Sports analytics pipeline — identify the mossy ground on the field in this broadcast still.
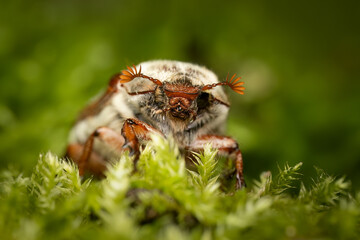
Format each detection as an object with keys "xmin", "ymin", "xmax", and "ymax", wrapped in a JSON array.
[{"xmin": 0, "ymin": 136, "xmax": 358, "ymax": 240}]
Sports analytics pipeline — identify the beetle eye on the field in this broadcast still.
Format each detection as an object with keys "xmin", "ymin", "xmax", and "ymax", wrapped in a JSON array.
[{"xmin": 197, "ymin": 92, "xmax": 211, "ymax": 110}]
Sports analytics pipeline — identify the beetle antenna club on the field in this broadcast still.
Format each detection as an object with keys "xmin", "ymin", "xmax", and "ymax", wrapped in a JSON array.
[
  {"xmin": 201, "ymin": 73, "xmax": 245, "ymax": 95},
  {"xmin": 120, "ymin": 65, "xmax": 163, "ymax": 86},
  {"xmin": 119, "ymin": 65, "xmax": 141, "ymax": 83}
]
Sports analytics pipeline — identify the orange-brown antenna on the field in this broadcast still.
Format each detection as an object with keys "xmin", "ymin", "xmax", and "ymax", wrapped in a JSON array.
[
  {"xmin": 201, "ymin": 73, "xmax": 245, "ymax": 95},
  {"xmin": 120, "ymin": 65, "xmax": 163, "ymax": 86}
]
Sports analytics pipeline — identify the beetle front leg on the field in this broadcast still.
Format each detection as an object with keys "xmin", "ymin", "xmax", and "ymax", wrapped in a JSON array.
[
  {"xmin": 187, "ymin": 135, "xmax": 245, "ymax": 190},
  {"xmin": 121, "ymin": 118, "xmax": 163, "ymax": 168}
]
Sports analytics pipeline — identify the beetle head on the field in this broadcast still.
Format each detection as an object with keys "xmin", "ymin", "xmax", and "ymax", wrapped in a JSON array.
[
  {"xmin": 163, "ymin": 83, "xmax": 199, "ymax": 121},
  {"xmin": 120, "ymin": 65, "xmax": 245, "ymax": 128}
]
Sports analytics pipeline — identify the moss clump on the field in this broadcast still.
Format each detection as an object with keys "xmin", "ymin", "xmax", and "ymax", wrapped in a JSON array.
[{"xmin": 0, "ymin": 136, "xmax": 358, "ymax": 240}]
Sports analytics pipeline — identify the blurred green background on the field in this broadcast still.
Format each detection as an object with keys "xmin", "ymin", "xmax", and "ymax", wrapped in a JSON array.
[{"xmin": 0, "ymin": 0, "xmax": 359, "ymax": 187}]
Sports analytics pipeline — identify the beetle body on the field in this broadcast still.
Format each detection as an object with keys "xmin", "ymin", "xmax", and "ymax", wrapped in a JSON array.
[{"xmin": 66, "ymin": 60, "xmax": 246, "ymax": 189}]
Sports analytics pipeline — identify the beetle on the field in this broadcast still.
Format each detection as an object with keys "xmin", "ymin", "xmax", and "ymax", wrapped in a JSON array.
[{"xmin": 66, "ymin": 60, "xmax": 246, "ymax": 189}]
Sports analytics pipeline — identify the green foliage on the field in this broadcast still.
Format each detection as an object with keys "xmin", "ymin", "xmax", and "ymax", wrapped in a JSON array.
[
  {"xmin": 253, "ymin": 162, "xmax": 303, "ymax": 197},
  {"xmin": 1, "ymin": 138, "xmax": 359, "ymax": 240}
]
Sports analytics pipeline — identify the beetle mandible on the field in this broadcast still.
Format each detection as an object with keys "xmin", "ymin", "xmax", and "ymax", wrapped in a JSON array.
[{"xmin": 66, "ymin": 60, "xmax": 246, "ymax": 189}]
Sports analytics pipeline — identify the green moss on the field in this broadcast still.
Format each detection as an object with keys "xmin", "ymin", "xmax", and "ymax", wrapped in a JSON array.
[{"xmin": 0, "ymin": 137, "xmax": 358, "ymax": 239}]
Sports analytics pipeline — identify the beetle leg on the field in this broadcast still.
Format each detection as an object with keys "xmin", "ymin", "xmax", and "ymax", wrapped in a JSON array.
[
  {"xmin": 121, "ymin": 118, "xmax": 163, "ymax": 168},
  {"xmin": 68, "ymin": 126, "xmax": 125, "ymax": 176},
  {"xmin": 186, "ymin": 135, "xmax": 245, "ymax": 190},
  {"xmin": 66, "ymin": 143, "xmax": 108, "ymax": 178}
]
